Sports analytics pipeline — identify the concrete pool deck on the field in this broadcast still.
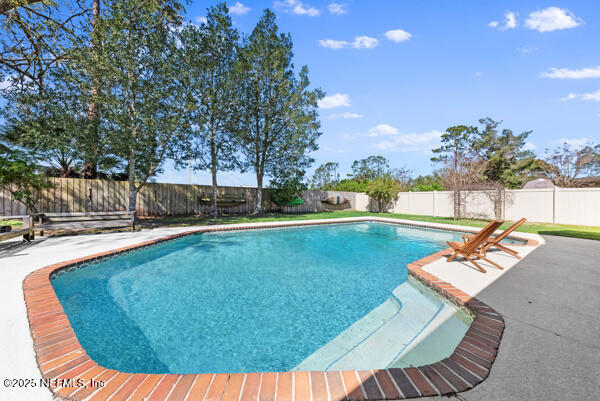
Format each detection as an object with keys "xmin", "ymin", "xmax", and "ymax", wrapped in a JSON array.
[
  {"xmin": 428, "ymin": 235, "xmax": 600, "ymax": 401},
  {"xmin": 1, "ymin": 217, "xmax": 543, "ymax": 400}
]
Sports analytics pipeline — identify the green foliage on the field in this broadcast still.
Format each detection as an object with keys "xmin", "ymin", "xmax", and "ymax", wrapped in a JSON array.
[
  {"xmin": 234, "ymin": 9, "xmax": 323, "ymax": 213},
  {"xmin": 350, "ymin": 155, "xmax": 390, "ymax": 181},
  {"xmin": 431, "ymin": 125, "xmax": 477, "ymax": 163},
  {"xmin": 1, "ymin": 64, "xmax": 116, "ymax": 177},
  {"xmin": 365, "ymin": 174, "xmax": 401, "ymax": 212},
  {"xmin": 472, "ymin": 118, "xmax": 536, "ymax": 188},
  {"xmin": 333, "ymin": 178, "xmax": 370, "ymax": 192},
  {"xmin": 0, "ymin": 145, "xmax": 51, "ymax": 212},
  {"xmin": 310, "ymin": 162, "xmax": 340, "ymax": 189},
  {"xmin": 408, "ymin": 175, "xmax": 444, "ymax": 191},
  {"xmin": 89, "ymin": 0, "xmax": 188, "ymax": 210},
  {"xmin": 270, "ymin": 168, "xmax": 307, "ymax": 207},
  {"xmin": 178, "ymin": 3, "xmax": 240, "ymax": 216}
]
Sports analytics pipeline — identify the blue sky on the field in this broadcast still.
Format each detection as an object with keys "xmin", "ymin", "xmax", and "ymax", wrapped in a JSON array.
[{"xmin": 160, "ymin": 1, "xmax": 599, "ymax": 185}]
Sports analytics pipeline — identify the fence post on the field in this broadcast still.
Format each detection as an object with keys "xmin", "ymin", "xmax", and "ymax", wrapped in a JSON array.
[
  {"xmin": 432, "ymin": 190, "xmax": 437, "ymax": 217},
  {"xmin": 552, "ymin": 186, "xmax": 558, "ymax": 224},
  {"xmin": 407, "ymin": 191, "xmax": 411, "ymax": 214}
]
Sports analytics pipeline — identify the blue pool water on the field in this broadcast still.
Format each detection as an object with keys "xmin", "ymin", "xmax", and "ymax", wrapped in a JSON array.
[{"xmin": 52, "ymin": 222, "xmax": 469, "ymax": 373}]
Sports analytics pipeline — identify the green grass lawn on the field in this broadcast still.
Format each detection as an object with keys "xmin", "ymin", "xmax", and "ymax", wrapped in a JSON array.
[
  {"xmin": 138, "ymin": 211, "xmax": 600, "ymax": 241},
  {"xmin": 0, "ymin": 219, "xmax": 23, "ymax": 228}
]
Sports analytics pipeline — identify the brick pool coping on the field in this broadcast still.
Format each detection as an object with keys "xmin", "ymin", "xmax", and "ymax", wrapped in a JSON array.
[{"xmin": 22, "ymin": 218, "xmax": 539, "ymax": 401}]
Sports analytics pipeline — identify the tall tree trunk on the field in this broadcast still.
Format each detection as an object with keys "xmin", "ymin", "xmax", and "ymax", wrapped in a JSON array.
[
  {"xmin": 210, "ymin": 132, "xmax": 218, "ymax": 218},
  {"xmin": 85, "ymin": 0, "xmax": 101, "ymax": 179},
  {"xmin": 128, "ymin": 151, "xmax": 137, "ymax": 212},
  {"xmin": 255, "ymin": 174, "xmax": 263, "ymax": 215},
  {"xmin": 211, "ymin": 167, "xmax": 218, "ymax": 218}
]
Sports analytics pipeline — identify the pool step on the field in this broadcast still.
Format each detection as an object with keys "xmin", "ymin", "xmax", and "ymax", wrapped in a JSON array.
[{"xmin": 293, "ymin": 278, "xmax": 466, "ymax": 371}]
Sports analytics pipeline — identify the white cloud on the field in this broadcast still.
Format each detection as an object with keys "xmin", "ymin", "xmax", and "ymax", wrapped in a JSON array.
[
  {"xmin": 318, "ymin": 36, "xmax": 379, "ymax": 50},
  {"xmin": 526, "ymin": 7, "xmax": 581, "ymax": 33},
  {"xmin": 384, "ymin": 29, "xmax": 412, "ymax": 43},
  {"xmin": 229, "ymin": 2, "xmax": 250, "ymax": 16},
  {"xmin": 504, "ymin": 11, "xmax": 518, "ymax": 29},
  {"xmin": 367, "ymin": 124, "xmax": 399, "ymax": 137},
  {"xmin": 489, "ymin": 11, "xmax": 518, "ymax": 30},
  {"xmin": 274, "ymin": 0, "xmax": 320, "ymax": 17},
  {"xmin": 523, "ymin": 142, "xmax": 536, "ymax": 152},
  {"xmin": 542, "ymin": 66, "xmax": 600, "ymax": 79},
  {"xmin": 318, "ymin": 93, "xmax": 351, "ymax": 108},
  {"xmin": 194, "ymin": 16, "xmax": 207, "ymax": 24},
  {"xmin": 318, "ymin": 39, "xmax": 349, "ymax": 49},
  {"xmin": 352, "ymin": 36, "xmax": 379, "ymax": 49},
  {"xmin": 372, "ymin": 130, "xmax": 443, "ymax": 152},
  {"xmin": 329, "ymin": 112, "xmax": 364, "ymax": 119},
  {"xmin": 343, "ymin": 133, "xmax": 358, "ymax": 141},
  {"xmin": 328, "ymin": 3, "xmax": 346, "ymax": 15},
  {"xmin": 474, "ymin": 72, "xmax": 483, "ymax": 77},
  {"xmin": 562, "ymin": 90, "xmax": 600, "ymax": 102}
]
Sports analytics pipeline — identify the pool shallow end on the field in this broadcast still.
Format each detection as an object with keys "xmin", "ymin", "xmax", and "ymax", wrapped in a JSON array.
[{"xmin": 22, "ymin": 217, "xmax": 537, "ymax": 400}]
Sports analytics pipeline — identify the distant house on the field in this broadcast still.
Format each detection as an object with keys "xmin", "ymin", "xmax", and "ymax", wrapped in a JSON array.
[
  {"xmin": 522, "ymin": 178, "xmax": 555, "ymax": 189},
  {"xmin": 522, "ymin": 176, "xmax": 600, "ymax": 189}
]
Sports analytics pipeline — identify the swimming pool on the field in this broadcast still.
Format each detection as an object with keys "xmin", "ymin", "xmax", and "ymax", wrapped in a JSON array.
[{"xmin": 51, "ymin": 222, "xmax": 476, "ymax": 374}]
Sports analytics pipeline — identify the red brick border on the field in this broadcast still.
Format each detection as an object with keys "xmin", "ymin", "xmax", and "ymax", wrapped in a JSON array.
[{"xmin": 22, "ymin": 218, "xmax": 538, "ymax": 400}]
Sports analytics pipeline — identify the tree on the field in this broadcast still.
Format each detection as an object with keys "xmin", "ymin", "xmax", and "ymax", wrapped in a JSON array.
[
  {"xmin": 91, "ymin": 0, "xmax": 187, "ymax": 212},
  {"xmin": 178, "ymin": 3, "xmax": 240, "ymax": 217},
  {"xmin": 333, "ymin": 178, "xmax": 369, "ymax": 193},
  {"xmin": 0, "ymin": 0, "xmax": 89, "ymax": 89},
  {"xmin": 0, "ymin": 144, "xmax": 51, "ymax": 213},
  {"xmin": 365, "ymin": 174, "xmax": 400, "ymax": 212},
  {"xmin": 1, "ymin": 55, "xmax": 118, "ymax": 178},
  {"xmin": 472, "ymin": 118, "xmax": 536, "ymax": 188},
  {"xmin": 83, "ymin": 0, "xmax": 102, "ymax": 178},
  {"xmin": 234, "ymin": 9, "xmax": 323, "ymax": 214},
  {"xmin": 431, "ymin": 125, "xmax": 481, "ymax": 218},
  {"xmin": 1, "ymin": 81, "xmax": 86, "ymax": 177},
  {"xmin": 310, "ymin": 162, "xmax": 339, "ymax": 190},
  {"xmin": 408, "ymin": 174, "xmax": 443, "ymax": 191},
  {"xmin": 349, "ymin": 155, "xmax": 390, "ymax": 181},
  {"xmin": 1, "ymin": 1, "xmax": 45, "ymax": 14},
  {"xmin": 542, "ymin": 142, "xmax": 599, "ymax": 187},
  {"xmin": 390, "ymin": 166, "xmax": 412, "ymax": 191},
  {"xmin": 269, "ymin": 167, "xmax": 307, "ymax": 207}
]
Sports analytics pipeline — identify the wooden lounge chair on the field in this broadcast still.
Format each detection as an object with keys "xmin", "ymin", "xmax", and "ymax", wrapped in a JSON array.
[
  {"xmin": 462, "ymin": 218, "xmax": 527, "ymax": 259},
  {"xmin": 446, "ymin": 220, "xmax": 504, "ymax": 273}
]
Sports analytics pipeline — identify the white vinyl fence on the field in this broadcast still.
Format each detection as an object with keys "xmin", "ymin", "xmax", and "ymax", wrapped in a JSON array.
[{"xmin": 387, "ymin": 187, "xmax": 600, "ymax": 227}]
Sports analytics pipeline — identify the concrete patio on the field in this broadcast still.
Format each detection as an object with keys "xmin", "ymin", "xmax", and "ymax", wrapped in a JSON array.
[{"xmin": 429, "ymin": 235, "xmax": 600, "ymax": 401}]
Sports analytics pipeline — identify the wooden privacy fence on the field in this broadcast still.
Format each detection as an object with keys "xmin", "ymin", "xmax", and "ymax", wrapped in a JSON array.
[{"xmin": 0, "ymin": 178, "xmax": 366, "ymax": 217}]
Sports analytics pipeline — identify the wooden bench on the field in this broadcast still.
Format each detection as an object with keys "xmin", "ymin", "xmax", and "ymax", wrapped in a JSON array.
[
  {"xmin": 37, "ymin": 211, "xmax": 136, "ymax": 235},
  {"xmin": 0, "ymin": 215, "xmax": 35, "ymax": 242}
]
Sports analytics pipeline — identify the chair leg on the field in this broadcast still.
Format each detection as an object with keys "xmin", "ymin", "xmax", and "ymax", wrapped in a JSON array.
[
  {"xmin": 465, "ymin": 255, "xmax": 487, "ymax": 273},
  {"xmin": 495, "ymin": 243, "xmax": 520, "ymax": 258},
  {"xmin": 447, "ymin": 251, "xmax": 459, "ymax": 262}
]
